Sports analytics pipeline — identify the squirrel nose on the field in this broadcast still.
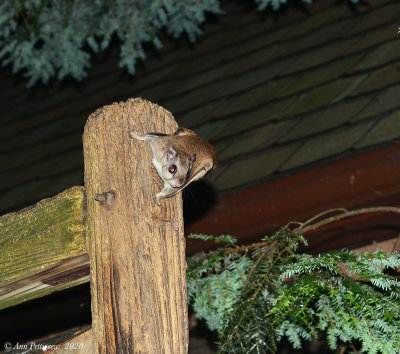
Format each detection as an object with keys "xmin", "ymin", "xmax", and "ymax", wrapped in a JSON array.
[
  {"xmin": 172, "ymin": 178, "xmax": 185, "ymax": 187},
  {"xmin": 177, "ymin": 178, "xmax": 185, "ymax": 186}
]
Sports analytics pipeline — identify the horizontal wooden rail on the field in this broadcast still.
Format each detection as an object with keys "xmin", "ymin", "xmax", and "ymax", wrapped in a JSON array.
[{"xmin": 0, "ymin": 187, "xmax": 87, "ymax": 310}]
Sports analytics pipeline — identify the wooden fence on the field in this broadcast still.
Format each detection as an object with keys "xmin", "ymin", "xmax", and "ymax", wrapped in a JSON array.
[{"xmin": 0, "ymin": 98, "xmax": 188, "ymax": 353}]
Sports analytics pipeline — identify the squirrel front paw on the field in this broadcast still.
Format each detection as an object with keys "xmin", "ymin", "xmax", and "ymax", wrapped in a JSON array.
[{"xmin": 130, "ymin": 131, "xmax": 145, "ymax": 140}]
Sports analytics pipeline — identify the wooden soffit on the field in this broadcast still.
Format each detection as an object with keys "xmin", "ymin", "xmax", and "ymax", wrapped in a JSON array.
[{"xmin": 185, "ymin": 144, "xmax": 400, "ymax": 254}]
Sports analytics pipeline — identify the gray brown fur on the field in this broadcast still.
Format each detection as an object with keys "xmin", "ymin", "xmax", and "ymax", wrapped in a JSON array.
[{"xmin": 130, "ymin": 127, "xmax": 217, "ymax": 204}]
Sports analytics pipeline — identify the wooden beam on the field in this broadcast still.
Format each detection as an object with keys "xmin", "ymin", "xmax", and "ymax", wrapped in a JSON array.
[
  {"xmin": 49, "ymin": 329, "xmax": 93, "ymax": 354},
  {"xmin": 83, "ymin": 98, "xmax": 188, "ymax": 353},
  {"xmin": 0, "ymin": 255, "xmax": 89, "ymax": 311},
  {"xmin": 186, "ymin": 144, "xmax": 400, "ymax": 254},
  {"xmin": 0, "ymin": 187, "xmax": 86, "ymax": 310},
  {"xmin": 353, "ymin": 236, "xmax": 400, "ymax": 254}
]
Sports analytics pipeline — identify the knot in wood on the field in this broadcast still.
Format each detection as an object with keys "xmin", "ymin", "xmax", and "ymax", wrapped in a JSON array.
[{"xmin": 95, "ymin": 191, "xmax": 116, "ymax": 206}]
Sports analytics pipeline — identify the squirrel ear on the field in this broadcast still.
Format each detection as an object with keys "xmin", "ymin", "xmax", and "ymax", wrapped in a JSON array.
[
  {"xmin": 174, "ymin": 127, "xmax": 186, "ymax": 135},
  {"xmin": 166, "ymin": 146, "xmax": 177, "ymax": 161}
]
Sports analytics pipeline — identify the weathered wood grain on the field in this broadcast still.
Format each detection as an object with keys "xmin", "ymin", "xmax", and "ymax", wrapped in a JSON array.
[
  {"xmin": 0, "ymin": 255, "xmax": 89, "ymax": 310},
  {"xmin": 0, "ymin": 186, "xmax": 86, "ymax": 287},
  {"xmin": 0, "ymin": 186, "xmax": 87, "ymax": 309},
  {"xmin": 83, "ymin": 98, "xmax": 188, "ymax": 353}
]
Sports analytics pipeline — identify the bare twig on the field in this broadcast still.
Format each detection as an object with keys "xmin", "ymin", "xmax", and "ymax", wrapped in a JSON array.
[
  {"xmin": 242, "ymin": 241, "xmax": 277, "ymax": 290},
  {"xmin": 290, "ymin": 206, "xmax": 400, "ymax": 235},
  {"xmin": 392, "ymin": 234, "xmax": 400, "ymax": 252},
  {"xmin": 17, "ymin": 1, "xmax": 32, "ymax": 32},
  {"xmin": 292, "ymin": 208, "xmax": 347, "ymax": 230},
  {"xmin": 191, "ymin": 206, "xmax": 400, "ymax": 264}
]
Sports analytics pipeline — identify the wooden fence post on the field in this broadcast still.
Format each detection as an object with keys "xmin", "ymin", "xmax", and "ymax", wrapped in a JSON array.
[{"xmin": 83, "ymin": 98, "xmax": 188, "ymax": 353}]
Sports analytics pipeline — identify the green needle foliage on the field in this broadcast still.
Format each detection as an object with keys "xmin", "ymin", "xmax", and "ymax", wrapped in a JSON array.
[
  {"xmin": 1, "ymin": 0, "xmax": 359, "ymax": 87},
  {"xmin": 187, "ymin": 213, "xmax": 400, "ymax": 353}
]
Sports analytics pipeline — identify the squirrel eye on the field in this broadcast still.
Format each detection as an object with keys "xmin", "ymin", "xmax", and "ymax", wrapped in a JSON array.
[{"xmin": 168, "ymin": 165, "xmax": 177, "ymax": 174}]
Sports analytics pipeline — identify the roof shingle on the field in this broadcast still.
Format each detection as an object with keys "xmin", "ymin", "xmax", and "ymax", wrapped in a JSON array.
[{"xmin": 1, "ymin": 0, "xmax": 400, "ymax": 214}]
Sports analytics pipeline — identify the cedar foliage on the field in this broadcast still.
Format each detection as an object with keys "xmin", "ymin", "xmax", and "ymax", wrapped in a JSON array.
[
  {"xmin": 187, "ymin": 209, "xmax": 400, "ymax": 353},
  {"xmin": 0, "ymin": 0, "xmax": 359, "ymax": 87}
]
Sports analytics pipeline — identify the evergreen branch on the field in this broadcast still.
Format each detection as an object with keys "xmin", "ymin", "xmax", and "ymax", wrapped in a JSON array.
[
  {"xmin": 242, "ymin": 241, "xmax": 277, "ymax": 290},
  {"xmin": 219, "ymin": 244, "xmax": 293, "ymax": 351},
  {"xmin": 1, "ymin": 0, "xmax": 362, "ymax": 87},
  {"xmin": 187, "ymin": 207, "xmax": 400, "ymax": 353}
]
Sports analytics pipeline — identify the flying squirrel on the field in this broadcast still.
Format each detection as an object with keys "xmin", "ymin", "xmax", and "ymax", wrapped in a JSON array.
[{"xmin": 130, "ymin": 127, "xmax": 217, "ymax": 204}]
